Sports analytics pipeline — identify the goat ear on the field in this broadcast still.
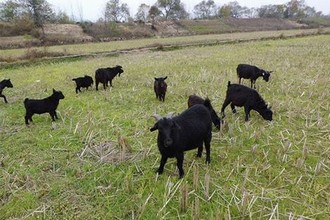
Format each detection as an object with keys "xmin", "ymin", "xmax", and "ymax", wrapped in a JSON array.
[
  {"xmin": 154, "ymin": 78, "xmax": 158, "ymax": 81},
  {"xmin": 269, "ymin": 71, "xmax": 274, "ymax": 73},
  {"xmin": 150, "ymin": 123, "xmax": 158, "ymax": 132},
  {"xmin": 164, "ymin": 76, "xmax": 167, "ymax": 80},
  {"xmin": 53, "ymin": 88, "xmax": 56, "ymax": 93}
]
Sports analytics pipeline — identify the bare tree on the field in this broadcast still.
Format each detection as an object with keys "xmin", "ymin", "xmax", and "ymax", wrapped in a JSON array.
[
  {"xmin": 193, "ymin": 0, "xmax": 217, "ymax": 19},
  {"xmin": 105, "ymin": 0, "xmax": 130, "ymax": 23},
  {"xmin": 135, "ymin": 3, "xmax": 150, "ymax": 22},
  {"xmin": 156, "ymin": 0, "xmax": 189, "ymax": 20}
]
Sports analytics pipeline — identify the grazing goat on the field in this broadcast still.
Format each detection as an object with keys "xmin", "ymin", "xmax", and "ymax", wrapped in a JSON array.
[
  {"xmin": 95, "ymin": 65, "xmax": 124, "ymax": 90},
  {"xmin": 221, "ymin": 81, "xmax": 272, "ymax": 121},
  {"xmin": 72, "ymin": 75, "xmax": 93, "ymax": 93},
  {"xmin": 150, "ymin": 102, "xmax": 212, "ymax": 178},
  {"xmin": 237, "ymin": 64, "xmax": 272, "ymax": 88},
  {"xmin": 188, "ymin": 95, "xmax": 221, "ymax": 130},
  {"xmin": 154, "ymin": 76, "xmax": 167, "ymax": 102},
  {"xmin": 24, "ymin": 89, "xmax": 65, "ymax": 125},
  {"xmin": 0, "ymin": 79, "xmax": 13, "ymax": 103}
]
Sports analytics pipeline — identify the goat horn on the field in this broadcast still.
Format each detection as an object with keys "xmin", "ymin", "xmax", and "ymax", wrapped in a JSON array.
[
  {"xmin": 166, "ymin": 112, "xmax": 175, "ymax": 119},
  {"xmin": 152, "ymin": 114, "xmax": 162, "ymax": 121}
]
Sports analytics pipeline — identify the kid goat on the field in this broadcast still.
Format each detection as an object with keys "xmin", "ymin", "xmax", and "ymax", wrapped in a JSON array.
[
  {"xmin": 0, "ymin": 79, "xmax": 13, "ymax": 103},
  {"xmin": 154, "ymin": 76, "xmax": 167, "ymax": 102},
  {"xmin": 72, "ymin": 75, "xmax": 93, "ymax": 93},
  {"xmin": 24, "ymin": 89, "xmax": 65, "ymax": 125},
  {"xmin": 237, "ymin": 64, "xmax": 273, "ymax": 89},
  {"xmin": 221, "ymin": 81, "xmax": 273, "ymax": 121}
]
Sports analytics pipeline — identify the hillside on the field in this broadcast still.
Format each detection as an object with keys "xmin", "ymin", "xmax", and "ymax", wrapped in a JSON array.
[{"xmin": 0, "ymin": 18, "xmax": 329, "ymax": 49}]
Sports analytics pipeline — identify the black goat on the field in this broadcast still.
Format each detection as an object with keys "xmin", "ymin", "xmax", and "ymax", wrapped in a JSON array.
[
  {"xmin": 0, "ymin": 79, "xmax": 13, "ymax": 103},
  {"xmin": 72, "ymin": 75, "xmax": 93, "ymax": 93},
  {"xmin": 188, "ymin": 95, "xmax": 221, "ymax": 130},
  {"xmin": 221, "ymin": 81, "xmax": 272, "ymax": 121},
  {"xmin": 95, "ymin": 65, "xmax": 124, "ymax": 90},
  {"xmin": 154, "ymin": 76, "xmax": 167, "ymax": 102},
  {"xmin": 24, "ymin": 89, "xmax": 65, "ymax": 125},
  {"xmin": 237, "ymin": 64, "xmax": 273, "ymax": 88},
  {"xmin": 150, "ymin": 102, "xmax": 212, "ymax": 178}
]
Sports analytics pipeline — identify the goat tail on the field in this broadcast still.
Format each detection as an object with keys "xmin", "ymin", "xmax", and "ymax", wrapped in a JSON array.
[
  {"xmin": 227, "ymin": 81, "xmax": 231, "ymax": 87},
  {"xmin": 72, "ymin": 78, "xmax": 77, "ymax": 81}
]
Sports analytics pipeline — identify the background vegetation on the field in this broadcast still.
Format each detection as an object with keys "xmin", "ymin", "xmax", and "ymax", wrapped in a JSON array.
[
  {"xmin": 0, "ymin": 34, "xmax": 329, "ymax": 219},
  {"xmin": 0, "ymin": 0, "xmax": 329, "ymax": 44}
]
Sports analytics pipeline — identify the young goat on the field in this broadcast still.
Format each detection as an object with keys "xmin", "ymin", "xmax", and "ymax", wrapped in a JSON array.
[
  {"xmin": 188, "ymin": 95, "xmax": 221, "ymax": 130},
  {"xmin": 221, "ymin": 81, "xmax": 272, "ymax": 121},
  {"xmin": 95, "ymin": 65, "xmax": 124, "ymax": 90},
  {"xmin": 72, "ymin": 75, "xmax": 94, "ymax": 93},
  {"xmin": 0, "ymin": 79, "xmax": 13, "ymax": 103},
  {"xmin": 237, "ymin": 64, "xmax": 273, "ymax": 89},
  {"xmin": 154, "ymin": 76, "xmax": 167, "ymax": 102},
  {"xmin": 24, "ymin": 89, "xmax": 65, "ymax": 125},
  {"xmin": 150, "ymin": 102, "xmax": 212, "ymax": 178}
]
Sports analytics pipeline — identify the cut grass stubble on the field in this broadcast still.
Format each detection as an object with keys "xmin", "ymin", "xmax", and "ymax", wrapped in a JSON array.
[{"xmin": 0, "ymin": 35, "xmax": 329, "ymax": 219}]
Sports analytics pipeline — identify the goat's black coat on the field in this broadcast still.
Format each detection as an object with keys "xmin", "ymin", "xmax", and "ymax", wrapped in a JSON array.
[
  {"xmin": 237, "ymin": 64, "xmax": 272, "ymax": 88},
  {"xmin": 24, "ymin": 89, "xmax": 65, "ymax": 125},
  {"xmin": 150, "ymin": 103, "xmax": 212, "ymax": 178},
  {"xmin": 221, "ymin": 81, "xmax": 273, "ymax": 121},
  {"xmin": 72, "ymin": 75, "xmax": 93, "ymax": 93},
  {"xmin": 188, "ymin": 95, "xmax": 221, "ymax": 130},
  {"xmin": 0, "ymin": 79, "xmax": 13, "ymax": 103},
  {"xmin": 154, "ymin": 76, "xmax": 167, "ymax": 102},
  {"xmin": 95, "ymin": 65, "xmax": 124, "ymax": 90}
]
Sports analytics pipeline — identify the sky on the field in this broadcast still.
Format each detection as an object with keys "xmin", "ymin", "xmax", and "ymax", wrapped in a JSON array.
[{"xmin": 44, "ymin": 0, "xmax": 330, "ymax": 21}]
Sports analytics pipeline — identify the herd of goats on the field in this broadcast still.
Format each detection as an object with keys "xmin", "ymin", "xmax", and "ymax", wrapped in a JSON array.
[{"xmin": 0, "ymin": 63, "xmax": 273, "ymax": 178}]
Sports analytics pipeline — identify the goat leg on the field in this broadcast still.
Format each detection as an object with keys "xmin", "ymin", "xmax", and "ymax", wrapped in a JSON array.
[
  {"xmin": 176, "ymin": 153, "xmax": 184, "ymax": 178},
  {"xmin": 156, "ymin": 156, "xmax": 168, "ymax": 175}
]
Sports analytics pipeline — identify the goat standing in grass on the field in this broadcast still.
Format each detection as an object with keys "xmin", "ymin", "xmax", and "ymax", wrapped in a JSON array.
[
  {"xmin": 221, "ymin": 81, "xmax": 273, "ymax": 121},
  {"xmin": 0, "ymin": 79, "xmax": 13, "ymax": 103},
  {"xmin": 72, "ymin": 75, "xmax": 93, "ymax": 93},
  {"xmin": 150, "ymin": 101, "xmax": 212, "ymax": 178},
  {"xmin": 95, "ymin": 65, "xmax": 124, "ymax": 90},
  {"xmin": 24, "ymin": 89, "xmax": 65, "ymax": 125},
  {"xmin": 237, "ymin": 64, "xmax": 273, "ymax": 89},
  {"xmin": 154, "ymin": 76, "xmax": 167, "ymax": 102}
]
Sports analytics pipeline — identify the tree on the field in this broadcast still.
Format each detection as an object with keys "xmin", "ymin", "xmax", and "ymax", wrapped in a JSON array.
[
  {"xmin": 218, "ymin": 1, "xmax": 243, "ymax": 18},
  {"xmin": 135, "ymin": 3, "xmax": 150, "ymax": 22},
  {"xmin": 193, "ymin": 0, "xmax": 217, "ymax": 19},
  {"xmin": 20, "ymin": 0, "xmax": 55, "ymax": 28},
  {"xmin": 258, "ymin": 4, "xmax": 286, "ymax": 18},
  {"xmin": 156, "ymin": 0, "xmax": 188, "ymax": 20},
  {"xmin": 284, "ymin": 0, "xmax": 306, "ymax": 19},
  {"xmin": 0, "ymin": 0, "xmax": 21, "ymax": 22},
  {"xmin": 148, "ymin": 5, "xmax": 161, "ymax": 26},
  {"xmin": 105, "ymin": 0, "xmax": 130, "ymax": 23}
]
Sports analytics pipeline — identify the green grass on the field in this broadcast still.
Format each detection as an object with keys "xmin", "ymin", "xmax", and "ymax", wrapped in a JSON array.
[{"xmin": 0, "ymin": 35, "xmax": 329, "ymax": 219}]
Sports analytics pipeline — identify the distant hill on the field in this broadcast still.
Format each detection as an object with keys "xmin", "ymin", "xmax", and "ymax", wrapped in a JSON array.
[{"xmin": 0, "ymin": 17, "xmax": 329, "ymax": 49}]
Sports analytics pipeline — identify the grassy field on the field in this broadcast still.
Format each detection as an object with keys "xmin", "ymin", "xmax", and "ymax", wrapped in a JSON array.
[{"xmin": 0, "ymin": 34, "xmax": 329, "ymax": 219}]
